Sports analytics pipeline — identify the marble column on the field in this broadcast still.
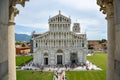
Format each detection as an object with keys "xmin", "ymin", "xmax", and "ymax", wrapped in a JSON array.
[
  {"xmin": 106, "ymin": 2, "xmax": 115, "ymax": 80},
  {"xmin": 106, "ymin": 15, "xmax": 115, "ymax": 80},
  {"xmin": 9, "ymin": 1, "xmax": 28, "ymax": 80},
  {"xmin": 97, "ymin": 1, "xmax": 115, "ymax": 80},
  {"xmin": 114, "ymin": 0, "xmax": 120, "ymax": 80},
  {"xmin": 8, "ymin": 3, "xmax": 20, "ymax": 80},
  {"xmin": 8, "ymin": 22, "xmax": 16, "ymax": 80},
  {"xmin": 0, "ymin": 0, "xmax": 9, "ymax": 80},
  {"xmin": 1, "ymin": 0, "xmax": 28, "ymax": 80}
]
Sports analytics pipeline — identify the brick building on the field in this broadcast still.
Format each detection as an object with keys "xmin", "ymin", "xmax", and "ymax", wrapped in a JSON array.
[
  {"xmin": 88, "ymin": 40, "xmax": 107, "ymax": 51},
  {"xmin": 16, "ymin": 44, "xmax": 30, "ymax": 54}
]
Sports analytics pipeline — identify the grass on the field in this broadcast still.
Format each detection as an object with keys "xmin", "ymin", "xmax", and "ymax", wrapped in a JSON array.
[
  {"xmin": 87, "ymin": 52, "xmax": 107, "ymax": 70},
  {"xmin": 66, "ymin": 52, "xmax": 107, "ymax": 80},
  {"xmin": 17, "ymin": 70, "xmax": 53, "ymax": 80},
  {"xmin": 16, "ymin": 55, "xmax": 53, "ymax": 80},
  {"xmin": 16, "ymin": 53, "xmax": 107, "ymax": 80},
  {"xmin": 16, "ymin": 55, "xmax": 33, "ymax": 66}
]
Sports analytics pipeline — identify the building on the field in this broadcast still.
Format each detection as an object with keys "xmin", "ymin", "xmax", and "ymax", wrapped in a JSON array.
[
  {"xmin": 32, "ymin": 11, "xmax": 87, "ymax": 65},
  {"xmin": 16, "ymin": 43, "xmax": 30, "ymax": 54},
  {"xmin": 88, "ymin": 40, "xmax": 107, "ymax": 51},
  {"xmin": 30, "ymin": 31, "xmax": 40, "ymax": 53}
]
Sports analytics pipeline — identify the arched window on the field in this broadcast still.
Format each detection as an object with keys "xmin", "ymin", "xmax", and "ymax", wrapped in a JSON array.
[
  {"xmin": 60, "ymin": 17, "xmax": 62, "ymax": 22},
  {"xmin": 51, "ymin": 19, "xmax": 53, "ymax": 22},
  {"xmin": 68, "ymin": 24, "xmax": 70, "ymax": 27},
  {"xmin": 60, "ymin": 24, "xmax": 62, "ymax": 27},
  {"xmin": 45, "ymin": 42, "xmax": 47, "ymax": 45},
  {"xmin": 63, "ymin": 24, "xmax": 64, "ymax": 27},
  {"xmin": 50, "ymin": 24, "xmax": 51, "ymax": 26},
  {"xmin": 64, "ymin": 33, "xmax": 66, "ymax": 38},
  {"xmin": 66, "ymin": 24, "xmax": 67, "ymax": 27},
  {"xmin": 82, "ymin": 43, "xmax": 84, "ymax": 47},
  {"xmin": 59, "ymin": 40, "xmax": 61, "ymax": 46},
  {"xmin": 58, "ymin": 17, "xmax": 59, "ymax": 22},
  {"xmin": 72, "ymin": 42, "xmax": 74, "ymax": 46},
  {"xmin": 67, "ymin": 19, "xmax": 69, "ymax": 22},
  {"xmin": 36, "ymin": 43, "xmax": 38, "ymax": 47}
]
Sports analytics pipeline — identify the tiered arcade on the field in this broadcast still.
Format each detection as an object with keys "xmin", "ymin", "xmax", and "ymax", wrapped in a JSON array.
[{"xmin": 32, "ymin": 11, "xmax": 87, "ymax": 65}]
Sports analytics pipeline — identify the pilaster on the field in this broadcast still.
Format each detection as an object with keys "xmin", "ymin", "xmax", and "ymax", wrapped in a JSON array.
[
  {"xmin": 114, "ymin": 0, "xmax": 120, "ymax": 80},
  {"xmin": 0, "ymin": 0, "xmax": 9, "ymax": 80}
]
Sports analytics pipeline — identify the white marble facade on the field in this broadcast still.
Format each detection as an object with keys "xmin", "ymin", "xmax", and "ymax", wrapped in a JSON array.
[{"xmin": 32, "ymin": 11, "xmax": 87, "ymax": 65}]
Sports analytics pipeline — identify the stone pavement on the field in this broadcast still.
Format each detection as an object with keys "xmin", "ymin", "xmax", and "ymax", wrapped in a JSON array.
[{"xmin": 53, "ymin": 69, "xmax": 65, "ymax": 80}]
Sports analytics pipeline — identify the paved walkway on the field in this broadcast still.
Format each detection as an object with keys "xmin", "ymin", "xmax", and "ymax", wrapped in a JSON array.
[{"xmin": 53, "ymin": 69, "xmax": 65, "ymax": 80}]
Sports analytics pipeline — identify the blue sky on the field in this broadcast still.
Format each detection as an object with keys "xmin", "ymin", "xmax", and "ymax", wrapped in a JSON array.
[{"xmin": 15, "ymin": 0, "xmax": 107, "ymax": 40}]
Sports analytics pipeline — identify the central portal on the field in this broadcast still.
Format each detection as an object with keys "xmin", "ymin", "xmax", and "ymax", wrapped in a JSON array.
[
  {"xmin": 44, "ymin": 58, "xmax": 48, "ymax": 65},
  {"xmin": 56, "ymin": 49, "xmax": 64, "ymax": 65},
  {"xmin": 57, "ymin": 55, "xmax": 62, "ymax": 64}
]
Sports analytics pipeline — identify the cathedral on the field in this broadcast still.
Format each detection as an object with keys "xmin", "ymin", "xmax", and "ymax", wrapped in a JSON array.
[{"xmin": 32, "ymin": 11, "xmax": 87, "ymax": 65}]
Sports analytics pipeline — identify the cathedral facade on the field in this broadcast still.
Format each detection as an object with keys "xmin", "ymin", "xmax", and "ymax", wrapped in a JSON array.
[{"xmin": 32, "ymin": 11, "xmax": 87, "ymax": 65}]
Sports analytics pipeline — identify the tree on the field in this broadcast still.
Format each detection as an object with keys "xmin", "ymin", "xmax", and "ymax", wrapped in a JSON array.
[
  {"xmin": 22, "ymin": 43, "xmax": 26, "ymax": 47},
  {"xmin": 15, "ymin": 42, "xmax": 22, "ymax": 45},
  {"xmin": 88, "ymin": 44, "xmax": 94, "ymax": 50},
  {"xmin": 99, "ymin": 39, "xmax": 106, "ymax": 44}
]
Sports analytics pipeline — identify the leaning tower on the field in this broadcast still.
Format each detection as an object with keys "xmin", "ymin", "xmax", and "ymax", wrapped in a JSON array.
[{"xmin": 73, "ymin": 23, "xmax": 80, "ymax": 33}]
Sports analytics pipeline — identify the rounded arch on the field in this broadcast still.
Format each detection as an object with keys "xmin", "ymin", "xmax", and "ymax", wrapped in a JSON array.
[
  {"xmin": 43, "ymin": 50, "xmax": 49, "ymax": 53},
  {"xmin": 56, "ymin": 49, "xmax": 63, "ymax": 53},
  {"xmin": 44, "ymin": 52, "xmax": 48, "ymax": 56}
]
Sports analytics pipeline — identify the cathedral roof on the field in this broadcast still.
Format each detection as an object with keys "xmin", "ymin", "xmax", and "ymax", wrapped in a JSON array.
[{"xmin": 48, "ymin": 10, "xmax": 71, "ymax": 23}]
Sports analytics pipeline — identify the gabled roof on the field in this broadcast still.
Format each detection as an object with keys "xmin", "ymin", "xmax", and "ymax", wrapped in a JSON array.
[
  {"xmin": 48, "ymin": 11, "xmax": 71, "ymax": 23},
  {"xmin": 33, "ymin": 31, "xmax": 50, "ymax": 40}
]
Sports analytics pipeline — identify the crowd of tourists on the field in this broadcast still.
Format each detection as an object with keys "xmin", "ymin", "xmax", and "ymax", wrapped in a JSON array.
[{"xmin": 20, "ymin": 61, "xmax": 101, "ymax": 71}]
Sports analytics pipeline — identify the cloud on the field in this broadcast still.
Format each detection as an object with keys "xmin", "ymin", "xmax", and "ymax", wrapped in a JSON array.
[
  {"xmin": 56, "ymin": 0, "xmax": 99, "ymax": 10},
  {"xmin": 19, "ymin": 23, "xmax": 49, "ymax": 29},
  {"xmin": 16, "ymin": 32, "xmax": 31, "ymax": 35},
  {"xmin": 15, "ymin": 0, "xmax": 107, "ymax": 40},
  {"xmin": 87, "ymin": 30, "xmax": 107, "ymax": 40}
]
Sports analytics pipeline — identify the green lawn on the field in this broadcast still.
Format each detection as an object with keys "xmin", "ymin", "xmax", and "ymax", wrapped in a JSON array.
[
  {"xmin": 16, "ymin": 56, "xmax": 53, "ymax": 80},
  {"xmin": 16, "ymin": 55, "xmax": 33, "ymax": 66},
  {"xmin": 16, "ymin": 53, "xmax": 107, "ymax": 80},
  {"xmin": 66, "ymin": 52, "xmax": 107, "ymax": 80},
  {"xmin": 17, "ymin": 70, "xmax": 53, "ymax": 80},
  {"xmin": 87, "ymin": 52, "xmax": 107, "ymax": 70}
]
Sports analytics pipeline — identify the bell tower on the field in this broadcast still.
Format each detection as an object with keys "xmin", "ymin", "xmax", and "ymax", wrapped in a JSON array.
[{"xmin": 73, "ymin": 23, "xmax": 80, "ymax": 33}]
